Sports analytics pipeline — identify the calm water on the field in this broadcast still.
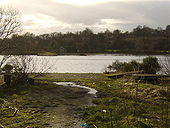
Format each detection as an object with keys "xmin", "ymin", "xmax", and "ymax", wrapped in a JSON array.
[
  {"xmin": 28, "ymin": 54, "xmax": 169, "ymax": 73},
  {"xmin": 0, "ymin": 54, "xmax": 169, "ymax": 73}
]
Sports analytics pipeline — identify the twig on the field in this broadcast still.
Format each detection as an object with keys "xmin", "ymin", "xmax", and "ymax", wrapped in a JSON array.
[
  {"xmin": 93, "ymin": 124, "xmax": 97, "ymax": 128},
  {"xmin": 0, "ymin": 124, "xmax": 4, "ymax": 128},
  {"xmin": 8, "ymin": 106, "xmax": 19, "ymax": 116}
]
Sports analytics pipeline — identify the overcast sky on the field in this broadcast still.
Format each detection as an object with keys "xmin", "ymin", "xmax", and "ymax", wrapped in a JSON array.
[{"xmin": 1, "ymin": 0, "xmax": 170, "ymax": 34}]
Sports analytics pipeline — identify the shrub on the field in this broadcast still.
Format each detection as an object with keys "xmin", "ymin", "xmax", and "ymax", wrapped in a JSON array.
[
  {"xmin": 2, "ymin": 65, "xmax": 13, "ymax": 73},
  {"xmin": 108, "ymin": 56, "xmax": 160, "ymax": 74},
  {"xmin": 142, "ymin": 56, "xmax": 161, "ymax": 74},
  {"xmin": 109, "ymin": 60, "xmax": 141, "ymax": 72}
]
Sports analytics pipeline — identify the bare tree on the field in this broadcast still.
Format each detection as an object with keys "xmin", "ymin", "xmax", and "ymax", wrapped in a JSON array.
[
  {"xmin": 164, "ymin": 57, "xmax": 170, "ymax": 75},
  {"xmin": 160, "ymin": 56, "xmax": 170, "ymax": 75},
  {"xmin": 6, "ymin": 55, "xmax": 52, "ymax": 85},
  {"xmin": 0, "ymin": 7, "xmax": 21, "ymax": 41},
  {"xmin": 10, "ymin": 55, "xmax": 52, "ymax": 74},
  {"xmin": 0, "ymin": 7, "xmax": 21, "ymax": 70},
  {"xmin": 0, "ymin": 55, "xmax": 11, "ymax": 69}
]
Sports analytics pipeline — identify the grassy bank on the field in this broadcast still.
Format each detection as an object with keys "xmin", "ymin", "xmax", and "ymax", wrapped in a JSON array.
[
  {"xmin": 0, "ymin": 74, "xmax": 95, "ymax": 128},
  {"xmin": 0, "ymin": 73, "xmax": 170, "ymax": 128},
  {"xmin": 0, "ymin": 82, "xmax": 56, "ymax": 128},
  {"xmin": 36, "ymin": 73, "xmax": 170, "ymax": 128}
]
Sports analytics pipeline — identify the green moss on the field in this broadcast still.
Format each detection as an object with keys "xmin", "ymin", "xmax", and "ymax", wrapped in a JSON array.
[{"xmin": 0, "ymin": 85, "xmax": 50, "ymax": 127}]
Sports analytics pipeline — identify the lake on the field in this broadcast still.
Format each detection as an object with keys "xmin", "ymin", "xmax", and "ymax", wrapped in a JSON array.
[
  {"xmin": 0, "ymin": 54, "xmax": 169, "ymax": 73},
  {"xmin": 26, "ymin": 54, "xmax": 169, "ymax": 73}
]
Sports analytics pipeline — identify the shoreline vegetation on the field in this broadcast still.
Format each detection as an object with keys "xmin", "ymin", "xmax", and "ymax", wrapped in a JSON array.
[
  {"xmin": 1, "ymin": 50, "xmax": 170, "ymax": 56},
  {"xmin": 1, "ymin": 26, "xmax": 170, "ymax": 56},
  {"xmin": 26, "ymin": 50, "xmax": 170, "ymax": 56},
  {"xmin": 0, "ymin": 73, "xmax": 169, "ymax": 128}
]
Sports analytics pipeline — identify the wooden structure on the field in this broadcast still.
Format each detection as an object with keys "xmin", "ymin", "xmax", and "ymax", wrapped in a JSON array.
[
  {"xmin": 131, "ymin": 74, "xmax": 170, "ymax": 82},
  {"xmin": 107, "ymin": 71, "xmax": 170, "ymax": 83},
  {"xmin": 107, "ymin": 71, "xmax": 143, "ymax": 79}
]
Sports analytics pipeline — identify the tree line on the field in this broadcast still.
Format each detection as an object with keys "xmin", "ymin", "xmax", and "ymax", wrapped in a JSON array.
[
  {"xmin": 2, "ymin": 26, "xmax": 170, "ymax": 55},
  {"xmin": 0, "ymin": 6, "xmax": 170, "ymax": 55}
]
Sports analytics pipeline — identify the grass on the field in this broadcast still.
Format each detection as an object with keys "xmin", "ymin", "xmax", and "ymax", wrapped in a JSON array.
[
  {"xmin": 0, "ymin": 73, "xmax": 169, "ymax": 128},
  {"xmin": 36, "ymin": 73, "xmax": 170, "ymax": 128},
  {"xmin": 0, "ymin": 82, "xmax": 56, "ymax": 128},
  {"xmin": 37, "ymin": 52, "xmax": 58, "ymax": 56}
]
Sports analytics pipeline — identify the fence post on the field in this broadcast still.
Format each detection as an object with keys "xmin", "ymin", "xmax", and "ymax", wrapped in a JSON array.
[{"xmin": 4, "ymin": 73, "xmax": 11, "ymax": 86}]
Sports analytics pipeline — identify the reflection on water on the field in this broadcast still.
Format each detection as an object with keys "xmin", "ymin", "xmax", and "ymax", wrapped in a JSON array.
[{"xmin": 0, "ymin": 54, "xmax": 169, "ymax": 73}]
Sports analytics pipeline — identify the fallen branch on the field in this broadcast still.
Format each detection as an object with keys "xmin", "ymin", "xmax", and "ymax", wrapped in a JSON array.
[
  {"xmin": 0, "ymin": 124, "xmax": 4, "ymax": 128},
  {"xmin": 0, "ymin": 98, "xmax": 19, "ymax": 116},
  {"xmin": 93, "ymin": 124, "xmax": 97, "ymax": 128},
  {"xmin": 8, "ymin": 106, "xmax": 19, "ymax": 116}
]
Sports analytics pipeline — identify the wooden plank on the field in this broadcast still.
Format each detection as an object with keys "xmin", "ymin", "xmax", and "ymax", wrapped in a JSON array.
[{"xmin": 107, "ymin": 71, "xmax": 143, "ymax": 79}]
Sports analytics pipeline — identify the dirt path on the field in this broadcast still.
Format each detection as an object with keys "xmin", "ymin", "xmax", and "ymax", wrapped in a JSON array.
[{"xmin": 27, "ymin": 82, "xmax": 95, "ymax": 128}]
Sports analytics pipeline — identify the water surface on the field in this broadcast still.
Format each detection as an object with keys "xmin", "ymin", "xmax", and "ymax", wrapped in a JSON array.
[{"xmin": 0, "ymin": 54, "xmax": 169, "ymax": 73}]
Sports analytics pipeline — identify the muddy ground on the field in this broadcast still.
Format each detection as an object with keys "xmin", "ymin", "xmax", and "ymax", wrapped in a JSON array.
[
  {"xmin": 0, "ymin": 79, "xmax": 96, "ymax": 128},
  {"xmin": 27, "ymin": 83, "xmax": 95, "ymax": 128}
]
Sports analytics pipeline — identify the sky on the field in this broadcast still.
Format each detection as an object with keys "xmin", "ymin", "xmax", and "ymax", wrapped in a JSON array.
[{"xmin": 1, "ymin": 0, "xmax": 170, "ymax": 34}]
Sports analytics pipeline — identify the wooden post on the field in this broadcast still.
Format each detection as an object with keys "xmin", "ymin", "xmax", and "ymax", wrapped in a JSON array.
[{"xmin": 4, "ymin": 73, "xmax": 11, "ymax": 86}]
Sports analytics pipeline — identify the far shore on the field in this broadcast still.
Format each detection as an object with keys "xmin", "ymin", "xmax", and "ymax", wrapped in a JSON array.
[{"xmin": 0, "ymin": 50, "xmax": 170, "ymax": 56}]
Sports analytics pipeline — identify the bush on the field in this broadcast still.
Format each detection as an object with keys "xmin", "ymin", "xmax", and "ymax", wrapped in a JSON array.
[
  {"xmin": 142, "ymin": 56, "xmax": 161, "ymax": 74},
  {"xmin": 108, "ymin": 56, "xmax": 161, "ymax": 74},
  {"xmin": 109, "ymin": 60, "xmax": 141, "ymax": 72},
  {"xmin": 2, "ymin": 65, "xmax": 13, "ymax": 73}
]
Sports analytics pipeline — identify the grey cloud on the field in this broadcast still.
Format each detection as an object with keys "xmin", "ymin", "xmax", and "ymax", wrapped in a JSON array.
[{"xmin": 11, "ymin": 0, "xmax": 170, "ymax": 33}]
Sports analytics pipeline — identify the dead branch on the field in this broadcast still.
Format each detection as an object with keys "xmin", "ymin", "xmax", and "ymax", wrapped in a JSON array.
[
  {"xmin": 0, "ymin": 124, "xmax": 4, "ymax": 128},
  {"xmin": 0, "ymin": 98, "xmax": 19, "ymax": 117},
  {"xmin": 0, "ymin": 55, "xmax": 11, "ymax": 69},
  {"xmin": 0, "ymin": 7, "xmax": 21, "ymax": 41}
]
